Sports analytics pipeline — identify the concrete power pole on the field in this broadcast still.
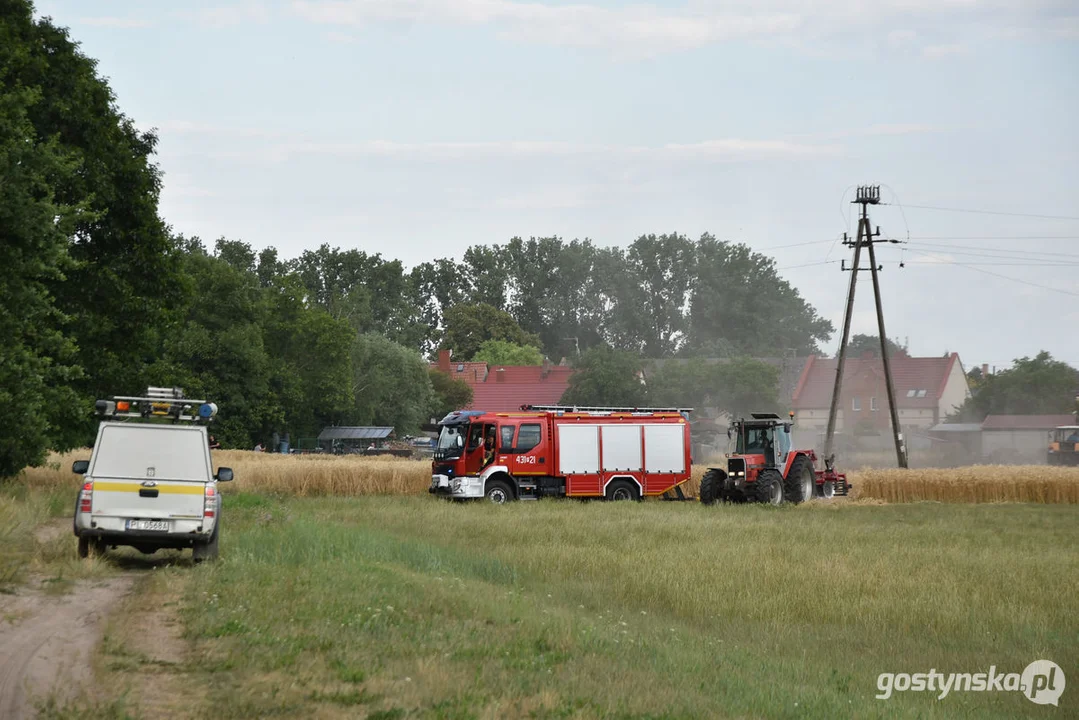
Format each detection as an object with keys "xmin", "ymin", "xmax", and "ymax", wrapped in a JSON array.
[{"xmin": 823, "ymin": 185, "xmax": 908, "ymax": 469}]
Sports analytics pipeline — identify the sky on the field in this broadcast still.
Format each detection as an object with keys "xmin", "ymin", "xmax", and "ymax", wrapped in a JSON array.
[{"xmin": 33, "ymin": 0, "xmax": 1079, "ymax": 371}]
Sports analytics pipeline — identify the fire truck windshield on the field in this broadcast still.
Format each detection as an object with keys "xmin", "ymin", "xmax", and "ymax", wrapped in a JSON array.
[{"xmin": 435, "ymin": 425, "xmax": 466, "ymax": 459}]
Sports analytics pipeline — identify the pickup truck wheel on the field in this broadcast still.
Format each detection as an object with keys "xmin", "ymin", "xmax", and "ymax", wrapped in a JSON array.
[
  {"xmin": 78, "ymin": 536, "xmax": 106, "ymax": 559},
  {"xmin": 193, "ymin": 503, "xmax": 222, "ymax": 563}
]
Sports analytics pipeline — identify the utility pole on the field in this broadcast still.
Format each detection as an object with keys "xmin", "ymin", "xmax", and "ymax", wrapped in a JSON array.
[{"xmin": 823, "ymin": 185, "xmax": 908, "ymax": 468}]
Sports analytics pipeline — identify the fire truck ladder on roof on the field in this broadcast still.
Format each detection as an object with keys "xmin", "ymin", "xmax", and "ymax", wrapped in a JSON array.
[{"xmin": 521, "ymin": 405, "xmax": 693, "ymax": 414}]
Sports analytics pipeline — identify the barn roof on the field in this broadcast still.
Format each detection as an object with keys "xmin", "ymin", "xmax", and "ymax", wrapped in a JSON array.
[
  {"xmin": 981, "ymin": 414, "xmax": 1076, "ymax": 431},
  {"xmin": 318, "ymin": 426, "xmax": 395, "ymax": 441}
]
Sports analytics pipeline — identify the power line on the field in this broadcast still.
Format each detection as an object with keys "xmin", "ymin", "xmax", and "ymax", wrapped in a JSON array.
[
  {"xmin": 776, "ymin": 259, "xmax": 840, "ymax": 270},
  {"xmin": 905, "ymin": 260, "xmax": 1079, "ymax": 266},
  {"xmin": 903, "ymin": 235, "xmax": 1079, "ymax": 241},
  {"xmin": 758, "ymin": 239, "xmax": 836, "ymax": 251},
  {"xmin": 887, "ymin": 203, "xmax": 1079, "ymax": 222},
  {"xmin": 900, "ymin": 242, "xmax": 1079, "ymax": 262},
  {"xmin": 907, "ymin": 251, "xmax": 1079, "ymax": 297}
]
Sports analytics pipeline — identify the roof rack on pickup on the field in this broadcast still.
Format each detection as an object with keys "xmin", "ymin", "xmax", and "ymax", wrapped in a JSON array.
[{"xmin": 95, "ymin": 386, "xmax": 218, "ymax": 424}]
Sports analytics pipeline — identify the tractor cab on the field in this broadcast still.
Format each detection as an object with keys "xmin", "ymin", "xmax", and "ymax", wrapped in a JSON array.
[
  {"xmin": 1048, "ymin": 425, "xmax": 1079, "ymax": 466},
  {"xmin": 731, "ymin": 413, "xmax": 792, "ymax": 468}
]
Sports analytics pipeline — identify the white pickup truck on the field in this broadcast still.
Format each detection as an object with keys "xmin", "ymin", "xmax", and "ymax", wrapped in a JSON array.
[{"xmin": 72, "ymin": 390, "xmax": 233, "ymax": 562}]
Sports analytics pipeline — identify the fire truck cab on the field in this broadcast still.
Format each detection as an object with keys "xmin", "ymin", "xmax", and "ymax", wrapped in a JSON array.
[{"xmin": 429, "ymin": 405, "xmax": 692, "ymax": 503}]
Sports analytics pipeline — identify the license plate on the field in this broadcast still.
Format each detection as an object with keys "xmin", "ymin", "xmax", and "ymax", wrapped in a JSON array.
[{"xmin": 127, "ymin": 519, "xmax": 169, "ymax": 532}]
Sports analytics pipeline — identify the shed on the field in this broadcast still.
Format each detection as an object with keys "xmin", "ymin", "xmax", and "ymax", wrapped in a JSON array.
[
  {"xmin": 980, "ymin": 414, "xmax": 1074, "ymax": 463},
  {"xmin": 318, "ymin": 426, "xmax": 395, "ymax": 453}
]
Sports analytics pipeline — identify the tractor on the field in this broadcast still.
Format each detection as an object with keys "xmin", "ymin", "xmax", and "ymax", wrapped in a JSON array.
[{"xmin": 699, "ymin": 412, "xmax": 849, "ymax": 506}]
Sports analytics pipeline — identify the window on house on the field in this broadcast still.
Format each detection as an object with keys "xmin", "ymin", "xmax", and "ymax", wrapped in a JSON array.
[
  {"xmin": 916, "ymin": 389, "xmax": 927, "ymax": 398},
  {"xmin": 852, "ymin": 397, "xmax": 861, "ymax": 411},
  {"xmin": 906, "ymin": 389, "xmax": 916, "ymax": 397},
  {"xmin": 871, "ymin": 396, "xmax": 878, "ymax": 411}
]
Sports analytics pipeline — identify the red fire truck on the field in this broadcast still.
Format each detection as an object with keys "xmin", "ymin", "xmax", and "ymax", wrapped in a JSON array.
[{"xmin": 429, "ymin": 405, "xmax": 693, "ymax": 503}]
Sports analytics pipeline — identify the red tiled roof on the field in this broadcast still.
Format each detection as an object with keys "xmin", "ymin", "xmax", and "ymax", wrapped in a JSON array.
[
  {"xmin": 488, "ymin": 365, "xmax": 575, "ymax": 384},
  {"xmin": 468, "ymin": 381, "xmax": 571, "ymax": 413},
  {"xmin": 430, "ymin": 361, "xmax": 489, "ymax": 387},
  {"xmin": 792, "ymin": 353, "xmax": 961, "ymax": 409},
  {"xmin": 981, "ymin": 414, "xmax": 1076, "ymax": 430}
]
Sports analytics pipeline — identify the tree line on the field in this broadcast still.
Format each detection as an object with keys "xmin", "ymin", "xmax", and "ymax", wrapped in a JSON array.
[{"xmin": 0, "ymin": 2, "xmax": 836, "ymax": 476}]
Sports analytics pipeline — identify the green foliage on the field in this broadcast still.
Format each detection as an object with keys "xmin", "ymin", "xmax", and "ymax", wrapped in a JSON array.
[
  {"xmin": 428, "ymin": 369, "xmax": 473, "ymax": 419},
  {"xmin": 440, "ymin": 303, "xmax": 541, "ymax": 360},
  {"xmin": 838, "ymin": 334, "xmax": 903, "ymax": 358},
  {"xmin": 648, "ymin": 358, "xmax": 780, "ymax": 417},
  {"xmin": 351, "ymin": 334, "xmax": 435, "ymax": 433},
  {"xmin": 952, "ymin": 351, "xmax": 1079, "ymax": 422},
  {"xmin": 687, "ymin": 234, "xmax": 833, "ymax": 357},
  {"xmin": 0, "ymin": 65, "xmax": 85, "ymax": 477},
  {"xmin": 560, "ymin": 346, "xmax": 648, "ymax": 407},
  {"xmin": 471, "ymin": 339, "xmax": 543, "ymax": 366}
]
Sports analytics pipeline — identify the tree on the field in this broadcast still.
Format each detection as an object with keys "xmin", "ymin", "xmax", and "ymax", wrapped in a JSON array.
[
  {"xmin": 149, "ymin": 241, "xmax": 281, "ymax": 449},
  {"xmin": 951, "ymin": 351, "xmax": 1079, "ymax": 421},
  {"xmin": 610, "ymin": 234, "xmax": 696, "ymax": 357},
  {"xmin": 471, "ymin": 340, "xmax": 544, "ymax": 366},
  {"xmin": 429, "ymin": 369, "xmax": 473, "ymax": 419},
  {"xmin": 440, "ymin": 303, "xmax": 541, "ymax": 360},
  {"xmin": 838, "ymin": 334, "xmax": 902, "ymax": 358},
  {"xmin": 687, "ymin": 234, "xmax": 833, "ymax": 356},
  {"xmin": 0, "ymin": 80, "xmax": 85, "ymax": 477},
  {"xmin": 14, "ymin": 10, "xmax": 186, "ymax": 423},
  {"xmin": 351, "ymin": 334, "xmax": 435, "ymax": 433},
  {"xmin": 648, "ymin": 358, "xmax": 779, "ymax": 418},
  {"xmin": 560, "ymin": 346, "xmax": 648, "ymax": 407}
]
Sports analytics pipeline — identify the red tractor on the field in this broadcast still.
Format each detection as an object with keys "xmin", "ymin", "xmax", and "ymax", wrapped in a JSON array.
[{"xmin": 699, "ymin": 412, "xmax": 849, "ymax": 505}]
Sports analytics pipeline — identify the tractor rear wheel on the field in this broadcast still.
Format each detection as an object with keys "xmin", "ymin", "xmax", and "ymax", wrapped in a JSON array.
[
  {"xmin": 784, "ymin": 455, "xmax": 815, "ymax": 504},
  {"xmin": 750, "ymin": 469, "xmax": 784, "ymax": 506},
  {"xmin": 699, "ymin": 469, "xmax": 721, "ymax": 505}
]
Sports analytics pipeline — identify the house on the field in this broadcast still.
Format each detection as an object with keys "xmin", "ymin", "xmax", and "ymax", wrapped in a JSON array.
[
  {"xmin": 980, "ymin": 414, "xmax": 1076, "ymax": 462},
  {"xmin": 791, "ymin": 351, "xmax": 971, "ymax": 441},
  {"xmin": 431, "ymin": 350, "xmax": 575, "ymax": 413}
]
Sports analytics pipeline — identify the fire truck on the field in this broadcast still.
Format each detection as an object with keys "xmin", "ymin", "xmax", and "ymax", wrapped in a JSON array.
[{"xmin": 429, "ymin": 405, "xmax": 692, "ymax": 503}]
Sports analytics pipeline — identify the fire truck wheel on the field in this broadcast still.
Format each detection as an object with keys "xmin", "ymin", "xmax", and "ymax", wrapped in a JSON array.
[
  {"xmin": 783, "ymin": 455, "xmax": 815, "ymax": 504},
  {"xmin": 751, "ymin": 470, "xmax": 784, "ymax": 506},
  {"xmin": 484, "ymin": 479, "xmax": 514, "ymax": 504},
  {"xmin": 699, "ymin": 470, "xmax": 720, "ymax": 505},
  {"xmin": 606, "ymin": 479, "xmax": 639, "ymax": 502}
]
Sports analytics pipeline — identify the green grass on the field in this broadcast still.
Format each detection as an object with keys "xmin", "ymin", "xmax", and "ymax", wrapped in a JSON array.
[
  {"xmin": 154, "ymin": 494, "xmax": 1079, "ymax": 719},
  {"xmin": 0, "ymin": 481, "xmax": 96, "ymax": 592}
]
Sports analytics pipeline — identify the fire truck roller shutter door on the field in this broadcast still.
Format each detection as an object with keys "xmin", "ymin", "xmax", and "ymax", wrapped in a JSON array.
[
  {"xmin": 644, "ymin": 425, "xmax": 686, "ymax": 473},
  {"xmin": 600, "ymin": 424, "xmax": 643, "ymax": 471},
  {"xmin": 557, "ymin": 425, "xmax": 599, "ymax": 474}
]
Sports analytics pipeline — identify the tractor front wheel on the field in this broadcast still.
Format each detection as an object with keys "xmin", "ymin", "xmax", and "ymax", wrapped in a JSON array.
[
  {"xmin": 751, "ymin": 470, "xmax": 784, "ymax": 506},
  {"xmin": 819, "ymin": 480, "xmax": 835, "ymax": 499},
  {"xmin": 699, "ymin": 469, "xmax": 722, "ymax": 505}
]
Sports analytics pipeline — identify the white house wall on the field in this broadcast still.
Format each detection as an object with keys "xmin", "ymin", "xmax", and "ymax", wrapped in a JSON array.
[{"xmin": 938, "ymin": 358, "xmax": 972, "ymax": 420}]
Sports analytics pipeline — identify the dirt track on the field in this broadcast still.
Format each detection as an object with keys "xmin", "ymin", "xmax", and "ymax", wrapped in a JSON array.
[{"xmin": 0, "ymin": 575, "xmax": 134, "ymax": 718}]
